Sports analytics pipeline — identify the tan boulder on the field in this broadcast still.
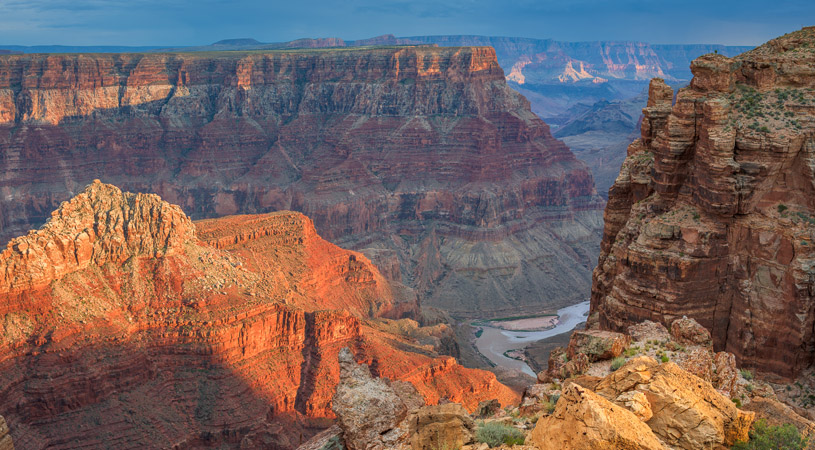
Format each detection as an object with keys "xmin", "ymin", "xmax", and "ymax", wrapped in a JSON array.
[
  {"xmin": 628, "ymin": 321, "xmax": 671, "ymax": 342},
  {"xmin": 475, "ymin": 399, "xmax": 502, "ymax": 418},
  {"xmin": 712, "ymin": 351, "xmax": 740, "ymax": 396},
  {"xmin": 0, "ymin": 416, "xmax": 12, "ymax": 450},
  {"xmin": 594, "ymin": 356, "xmax": 754, "ymax": 449},
  {"xmin": 567, "ymin": 329, "xmax": 632, "ymax": 362},
  {"xmin": 530, "ymin": 383, "xmax": 668, "ymax": 450},
  {"xmin": 408, "ymin": 403, "xmax": 474, "ymax": 450},
  {"xmin": 670, "ymin": 316, "xmax": 712, "ymax": 347},
  {"xmin": 332, "ymin": 348, "xmax": 413, "ymax": 450}
]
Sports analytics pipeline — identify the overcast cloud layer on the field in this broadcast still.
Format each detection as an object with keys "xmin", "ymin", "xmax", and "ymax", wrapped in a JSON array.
[{"xmin": 0, "ymin": 0, "xmax": 812, "ymax": 46}]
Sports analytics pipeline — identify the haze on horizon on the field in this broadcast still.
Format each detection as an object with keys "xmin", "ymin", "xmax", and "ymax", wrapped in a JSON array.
[{"xmin": 0, "ymin": 0, "xmax": 812, "ymax": 48}]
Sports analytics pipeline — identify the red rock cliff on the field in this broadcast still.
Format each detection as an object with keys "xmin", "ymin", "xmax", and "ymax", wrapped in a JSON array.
[
  {"xmin": 590, "ymin": 27, "xmax": 815, "ymax": 378},
  {"xmin": 0, "ymin": 181, "xmax": 517, "ymax": 449},
  {"xmin": 0, "ymin": 46, "xmax": 603, "ymax": 316}
]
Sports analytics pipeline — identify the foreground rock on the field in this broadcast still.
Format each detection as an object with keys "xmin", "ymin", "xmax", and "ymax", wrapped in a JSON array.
[
  {"xmin": 532, "ymin": 356, "xmax": 754, "ymax": 450},
  {"xmin": 567, "ymin": 329, "xmax": 631, "ymax": 362},
  {"xmin": 0, "ymin": 416, "xmax": 12, "ymax": 450},
  {"xmin": 331, "ymin": 348, "xmax": 478, "ymax": 450},
  {"xmin": 0, "ymin": 182, "xmax": 517, "ymax": 449},
  {"xmin": 332, "ymin": 348, "xmax": 416, "ymax": 449},
  {"xmin": 590, "ymin": 26, "xmax": 815, "ymax": 378},
  {"xmin": 530, "ymin": 383, "xmax": 667, "ymax": 450}
]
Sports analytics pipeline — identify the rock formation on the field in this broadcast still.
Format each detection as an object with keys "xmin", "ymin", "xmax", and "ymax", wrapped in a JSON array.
[
  {"xmin": 330, "ymin": 347, "xmax": 479, "ymax": 450},
  {"xmin": 0, "ymin": 416, "xmax": 12, "ymax": 450},
  {"xmin": 0, "ymin": 182, "xmax": 517, "ymax": 449},
  {"xmin": 0, "ymin": 46, "xmax": 603, "ymax": 317},
  {"xmin": 531, "ymin": 357, "xmax": 755, "ymax": 450},
  {"xmin": 590, "ymin": 27, "xmax": 815, "ymax": 378},
  {"xmin": 530, "ymin": 382, "xmax": 668, "ymax": 450}
]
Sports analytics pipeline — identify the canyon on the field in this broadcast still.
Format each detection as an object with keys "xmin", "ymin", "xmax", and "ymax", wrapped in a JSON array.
[
  {"xmin": 590, "ymin": 27, "xmax": 815, "ymax": 379},
  {"xmin": 0, "ymin": 181, "xmax": 517, "ymax": 449},
  {"xmin": 0, "ymin": 45, "xmax": 603, "ymax": 318}
]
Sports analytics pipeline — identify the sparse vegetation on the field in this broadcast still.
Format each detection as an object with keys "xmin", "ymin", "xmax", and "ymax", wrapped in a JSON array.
[
  {"xmin": 660, "ymin": 355, "xmax": 670, "ymax": 363},
  {"xmin": 318, "ymin": 435, "xmax": 344, "ymax": 450},
  {"xmin": 740, "ymin": 369, "xmax": 754, "ymax": 381},
  {"xmin": 610, "ymin": 356, "xmax": 626, "ymax": 371},
  {"xmin": 731, "ymin": 419, "xmax": 809, "ymax": 450},
  {"xmin": 475, "ymin": 421, "xmax": 525, "ymax": 448}
]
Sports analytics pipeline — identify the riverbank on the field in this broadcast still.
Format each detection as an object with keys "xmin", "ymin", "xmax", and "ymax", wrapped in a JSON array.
[{"xmin": 472, "ymin": 301, "xmax": 590, "ymax": 377}]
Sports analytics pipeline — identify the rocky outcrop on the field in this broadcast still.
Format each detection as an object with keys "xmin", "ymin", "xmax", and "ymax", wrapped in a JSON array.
[
  {"xmin": 530, "ymin": 382, "xmax": 668, "ymax": 450},
  {"xmin": 596, "ymin": 357, "xmax": 754, "ymax": 449},
  {"xmin": 0, "ymin": 182, "xmax": 517, "ymax": 449},
  {"xmin": 567, "ymin": 329, "xmax": 631, "ymax": 362},
  {"xmin": 532, "ymin": 356, "xmax": 755, "ymax": 450},
  {"xmin": 407, "ymin": 404, "xmax": 475, "ymax": 450},
  {"xmin": 0, "ymin": 46, "xmax": 603, "ymax": 317},
  {"xmin": 0, "ymin": 416, "xmax": 12, "ymax": 450},
  {"xmin": 590, "ymin": 27, "xmax": 815, "ymax": 378},
  {"xmin": 331, "ymin": 348, "xmax": 415, "ymax": 450}
]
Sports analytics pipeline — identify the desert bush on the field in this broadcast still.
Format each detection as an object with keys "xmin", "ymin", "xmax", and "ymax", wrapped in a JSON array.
[
  {"xmin": 475, "ymin": 421, "xmax": 525, "ymax": 448},
  {"xmin": 731, "ymin": 419, "xmax": 808, "ymax": 450},
  {"xmin": 610, "ymin": 356, "xmax": 626, "ymax": 371}
]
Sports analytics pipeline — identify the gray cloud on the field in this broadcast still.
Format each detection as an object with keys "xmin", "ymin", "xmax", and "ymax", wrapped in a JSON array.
[{"xmin": 0, "ymin": 0, "xmax": 811, "ymax": 46}]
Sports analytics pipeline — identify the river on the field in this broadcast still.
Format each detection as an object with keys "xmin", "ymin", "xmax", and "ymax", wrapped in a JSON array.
[{"xmin": 473, "ymin": 301, "xmax": 591, "ymax": 377}]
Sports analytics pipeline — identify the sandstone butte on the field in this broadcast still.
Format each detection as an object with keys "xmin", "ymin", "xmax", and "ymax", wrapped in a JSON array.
[
  {"xmin": 590, "ymin": 27, "xmax": 815, "ymax": 378},
  {"xmin": 0, "ymin": 181, "xmax": 517, "ymax": 449},
  {"xmin": 0, "ymin": 45, "xmax": 604, "ymax": 317}
]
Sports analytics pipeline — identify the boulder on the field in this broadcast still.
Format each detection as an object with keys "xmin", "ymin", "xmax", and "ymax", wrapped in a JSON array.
[
  {"xmin": 332, "ymin": 348, "xmax": 413, "ymax": 450},
  {"xmin": 594, "ymin": 356, "xmax": 754, "ymax": 449},
  {"xmin": 407, "ymin": 403, "xmax": 474, "ymax": 450},
  {"xmin": 475, "ymin": 399, "xmax": 502, "ymax": 418},
  {"xmin": 567, "ymin": 329, "xmax": 632, "ymax": 362},
  {"xmin": 628, "ymin": 321, "xmax": 671, "ymax": 342},
  {"xmin": 0, "ymin": 416, "xmax": 12, "ymax": 450},
  {"xmin": 670, "ymin": 316, "xmax": 712, "ymax": 347},
  {"xmin": 530, "ymin": 383, "xmax": 668, "ymax": 450}
]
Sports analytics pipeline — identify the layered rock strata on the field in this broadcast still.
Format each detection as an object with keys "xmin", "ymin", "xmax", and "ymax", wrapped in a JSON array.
[
  {"xmin": 0, "ymin": 46, "xmax": 603, "ymax": 316},
  {"xmin": 0, "ymin": 182, "xmax": 516, "ymax": 449},
  {"xmin": 590, "ymin": 27, "xmax": 815, "ymax": 377}
]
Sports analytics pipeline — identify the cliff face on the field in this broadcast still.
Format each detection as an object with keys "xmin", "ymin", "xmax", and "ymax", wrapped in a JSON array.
[
  {"xmin": 590, "ymin": 27, "xmax": 815, "ymax": 378},
  {"xmin": 0, "ymin": 46, "xmax": 602, "ymax": 316},
  {"xmin": 0, "ymin": 182, "xmax": 517, "ymax": 449}
]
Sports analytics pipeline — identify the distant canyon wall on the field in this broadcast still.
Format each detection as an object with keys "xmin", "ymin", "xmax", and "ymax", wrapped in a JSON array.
[{"xmin": 0, "ymin": 46, "xmax": 604, "ymax": 316}]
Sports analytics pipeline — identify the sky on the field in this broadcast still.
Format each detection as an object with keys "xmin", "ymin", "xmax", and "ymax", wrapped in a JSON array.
[{"xmin": 0, "ymin": 0, "xmax": 812, "ymax": 47}]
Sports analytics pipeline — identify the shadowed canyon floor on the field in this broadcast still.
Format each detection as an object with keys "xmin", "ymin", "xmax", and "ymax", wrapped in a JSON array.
[{"xmin": 0, "ymin": 181, "xmax": 517, "ymax": 449}]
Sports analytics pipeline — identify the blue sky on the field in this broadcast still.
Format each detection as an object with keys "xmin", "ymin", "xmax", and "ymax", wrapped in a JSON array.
[{"xmin": 0, "ymin": 0, "xmax": 812, "ymax": 46}]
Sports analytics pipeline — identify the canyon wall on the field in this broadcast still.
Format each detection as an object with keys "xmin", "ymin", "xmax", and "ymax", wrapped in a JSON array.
[
  {"xmin": 590, "ymin": 27, "xmax": 815, "ymax": 378},
  {"xmin": 0, "ymin": 46, "xmax": 603, "ymax": 317},
  {"xmin": 0, "ymin": 181, "xmax": 517, "ymax": 449}
]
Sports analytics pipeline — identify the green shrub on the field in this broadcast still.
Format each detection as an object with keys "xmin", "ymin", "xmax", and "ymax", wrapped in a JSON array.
[
  {"xmin": 732, "ymin": 397, "xmax": 742, "ymax": 408},
  {"xmin": 741, "ymin": 369, "xmax": 754, "ymax": 381},
  {"xmin": 660, "ymin": 355, "xmax": 670, "ymax": 363},
  {"xmin": 611, "ymin": 356, "xmax": 626, "ymax": 371},
  {"xmin": 779, "ymin": 204, "xmax": 788, "ymax": 213},
  {"xmin": 732, "ymin": 419, "xmax": 809, "ymax": 450},
  {"xmin": 319, "ymin": 435, "xmax": 344, "ymax": 450},
  {"xmin": 475, "ymin": 422, "xmax": 525, "ymax": 448}
]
